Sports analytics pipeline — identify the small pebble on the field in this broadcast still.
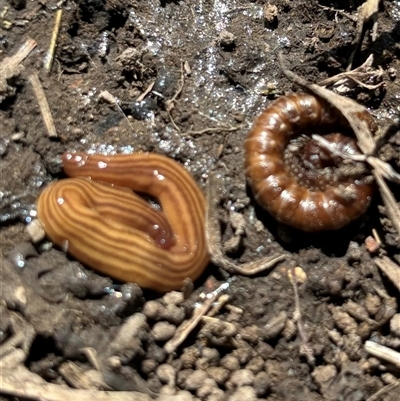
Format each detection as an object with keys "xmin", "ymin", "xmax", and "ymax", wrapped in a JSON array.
[
  {"xmin": 163, "ymin": 291, "xmax": 184, "ymax": 305},
  {"xmin": 156, "ymin": 363, "xmax": 176, "ymax": 386},
  {"xmin": 26, "ymin": 219, "xmax": 46, "ymax": 243},
  {"xmin": 143, "ymin": 300, "xmax": 163, "ymax": 320},
  {"xmin": 152, "ymin": 321, "xmax": 176, "ymax": 342},
  {"xmin": 207, "ymin": 366, "xmax": 230, "ymax": 386},
  {"xmin": 390, "ymin": 314, "xmax": 400, "ymax": 337},
  {"xmin": 254, "ymin": 371, "xmax": 271, "ymax": 397},
  {"xmin": 246, "ymin": 356, "xmax": 264, "ymax": 374},
  {"xmin": 220, "ymin": 354, "xmax": 240, "ymax": 371},
  {"xmin": 228, "ymin": 385, "xmax": 258, "ymax": 401},
  {"xmin": 185, "ymin": 370, "xmax": 208, "ymax": 391},
  {"xmin": 263, "ymin": 311, "xmax": 287, "ymax": 340},
  {"xmin": 227, "ymin": 369, "xmax": 254, "ymax": 389},
  {"xmin": 196, "ymin": 377, "xmax": 218, "ymax": 399}
]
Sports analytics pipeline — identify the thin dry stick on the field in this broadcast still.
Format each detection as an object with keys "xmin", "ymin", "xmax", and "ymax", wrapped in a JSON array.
[
  {"xmin": 318, "ymin": 54, "xmax": 383, "ymax": 89},
  {"xmin": 374, "ymin": 256, "xmax": 400, "ymax": 292},
  {"xmin": 166, "ymin": 61, "xmax": 186, "ymax": 132},
  {"xmin": 206, "ymin": 173, "xmax": 286, "ymax": 275},
  {"xmin": 0, "ymin": 38, "xmax": 36, "ymax": 78},
  {"xmin": 288, "ymin": 268, "xmax": 315, "ymax": 365},
  {"xmin": 365, "ymin": 340, "xmax": 400, "ymax": 368},
  {"xmin": 0, "ymin": 38, "xmax": 36, "ymax": 102},
  {"xmin": 28, "ymin": 73, "xmax": 58, "ymax": 137},
  {"xmin": 366, "ymin": 382, "xmax": 399, "ymax": 401},
  {"xmin": 374, "ymin": 172, "xmax": 400, "ymax": 239},
  {"xmin": 44, "ymin": 8, "xmax": 63, "ymax": 73},
  {"xmin": 136, "ymin": 81, "xmax": 155, "ymax": 102},
  {"xmin": 99, "ymin": 90, "xmax": 135, "ymax": 132},
  {"xmin": 164, "ymin": 286, "xmax": 225, "ymax": 354},
  {"xmin": 187, "ymin": 125, "xmax": 242, "ymax": 137},
  {"xmin": 347, "ymin": 0, "xmax": 381, "ymax": 71}
]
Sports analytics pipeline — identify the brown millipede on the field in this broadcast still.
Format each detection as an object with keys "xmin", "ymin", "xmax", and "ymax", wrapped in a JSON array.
[{"xmin": 245, "ymin": 92, "xmax": 375, "ymax": 231}]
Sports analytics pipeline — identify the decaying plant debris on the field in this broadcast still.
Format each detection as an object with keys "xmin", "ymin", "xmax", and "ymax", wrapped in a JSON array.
[{"xmin": 1, "ymin": 1, "xmax": 400, "ymax": 401}]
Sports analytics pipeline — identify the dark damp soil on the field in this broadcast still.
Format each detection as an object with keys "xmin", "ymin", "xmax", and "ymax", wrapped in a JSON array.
[{"xmin": 1, "ymin": 1, "xmax": 400, "ymax": 400}]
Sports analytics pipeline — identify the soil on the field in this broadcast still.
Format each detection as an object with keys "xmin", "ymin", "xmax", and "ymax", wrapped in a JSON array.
[{"xmin": 1, "ymin": 1, "xmax": 400, "ymax": 400}]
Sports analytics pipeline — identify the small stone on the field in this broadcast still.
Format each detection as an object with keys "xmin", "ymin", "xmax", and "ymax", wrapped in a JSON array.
[
  {"xmin": 163, "ymin": 291, "xmax": 184, "ymax": 305},
  {"xmin": 161, "ymin": 304, "xmax": 186, "ymax": 325},
  {"xmin": 263, "ymin": 311, "xmax": 288, "ymax": 340},
  {"xmin": 156, "ymin": 363, "xmax": 176, "ymax": 386},
  {"xmin": 365, "ymin": 236, "xmax": 380, "ymax": 253},
  {"xmin": 228, "ymin": 385, "xmax": 258, "ymax": 401},
  {"xmin": 201, "ymin": 347, "xmax": 220, "ymax": 365},
  {"xmin": 152, "ymin": 321, "xmax": 176, "ymax": 342},
  {"xmin": 245, "ymin": 356, "xmax": 264, "ymax": 374},
  {"xmin": 264, "ymin": 4, "xmax": 278, "ymax": 23},
  {"xmin": 240, "ymin": 325, "xmax": 261, "ymax": 345},
  {"xmin": 207, "ymin": 366, "xmax": 230, "ymax": 386},
  {"xmin": 26, "ymin": 219, "xmax": 46, "ymax": 243},
  {"xmin": 220, "ymin": 354, "xmax": 240, "ymax": 371},
  {"xmin": 185, "ymin": 370, "xmax": 208, "ymax": 391},
  {"xmin": 196, "ymin": 377, "xmax": 218, "ymax": 399},
  {"xmin": 218, "ymin": 30, "xmax": 236, "ymax": 49},
  {"xmin": 143, "ymin": 300, "xmax": 163, "ymax": 320},
  {"xmin": 329, "ymin": 306, "xmax": 358, "ymax": 334},
  {"xmin": 180, "ymin": 347, "xmax": 200, "ymax": 369},
  {"xmin": 364, "ymin": 293, "xmax": 381, "ymax": 316},
  {"xmin": 176, "ymin": 369, "xmax": 193, "ymax": 389},
  {"xmin": 390, "ymin": 314, "xmax": 400, "ymax": 337},
  {"xmin": 141, "ymin": 359, "xmax": 157, "ymax": 375},
  {"xmin": 312, "ymin": 365, "xmax": 337, "ymax": 391},
  {"xmin": 254, "ymin": 371, "xmax": 271, "ymax": 397},
  {"xmin": 227, "ymin": 369, "xmax": 254, "ymax": 389},
  {"xmin": 231, "ymin": 346, "xmax": 253, "ymax": 365}
]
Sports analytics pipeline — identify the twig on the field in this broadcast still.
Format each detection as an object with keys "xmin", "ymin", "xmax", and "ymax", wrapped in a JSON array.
[
  {"xmin": 312, "ymin": 134, "xmax": 367, "ymax": 162},
  {"xmin": 366, "ymin": 382, "xmax": 399, "ymax": 401},
  {"xmin": 347, "ymin": 0, "xmax": 381, "ymax": 71},
  {"xmin": 28, "ymin": 73, "xmax": 58, "ymax": 137},
  {"xmin": 164, "ymin": 284, "xmax": 226, "ymax": 354},
  {"xmin": 99, "ymin": 90, "xmax": 134, "ymax": 132},
  {"xmin": 165, "ymin": 61, "xmax": 186, "ymax": 133},
  {"xmin": 316, "ymin": 4, "xmax": 358, "ymax": 22},
  {"xmin": 187, "ymin": 125, "xmax": 242, "ymax": 137},
  {"xmin": 318, "ymin": 54, "xmax": 383, "ymax": 90},
  {"xmin": 374, "ymin": 172, "xmax": 400, "ymax": 239},
  {"xmin": 375, "ymin": 256, "xmax": 400, "ymax": 293},
  {"xmin": 206, "ymin": 173, "xmax": 286, "ymax": 275},
  {"xmin": 365, "ymin": 340, "xmax": 400, "ymax": 368},
  {"xmin": 0, "ymin": 38, "xmax": 36, "ymax": 102},
  {"xmin": 288, "ymin": 267, "xmax": 315, "ymax": 365},
  {"xmin": 279, "ymin": 52, "xmax": 376, "ymax": 154},
  {"xmin": 0, "ymin": 363, "xmax": 152, "ymax": 401},
  {"xmin": 43, "ymin": 8, "xmax": 63, "ymax": 73},
  {"xmin": 136, "ymin": 81, "xmax": 155, "ymax": 102}
]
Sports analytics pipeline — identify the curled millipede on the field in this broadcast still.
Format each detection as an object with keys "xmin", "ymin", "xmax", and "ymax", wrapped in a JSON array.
[
  {"xmin": 245, "ymin": 92, "xmax": 375, "ymax": 232},
  {"xmin": 36, "ymin": 152, "xmax": 210, "ymax": 292}
]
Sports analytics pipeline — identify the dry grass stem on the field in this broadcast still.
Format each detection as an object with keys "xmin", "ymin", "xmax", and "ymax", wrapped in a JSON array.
[
  {"xmin": 0, "ymin": 38, "xmax": 36, "ymax": 102},
  {"xmin": 365, "ymin": 340, "xmax": 400, "ymax": 369},
  {"xmin": 164, "ymin": 286, "xmax": 225, "ymax": 354},
  {"xmin": 206, "ymin": 173, "xmax": 286, "ymax": 275},
  {"xmin": 318, "ymin": 55, "xmax": 383, "ymax": 91},
  {"xmin": 28, "ymin": 73, "xmax": 58, "ymax": 137},
  {"xmin": 347, "ymin": 0, "xmax": 381, "ymax": 71},
  {"xmin": 374, "ymin": 256, "xmax": 400, "ymax": 293},
  {"xmin": 44, "ymin": 8, "xmax": 63, "ymax": 73}
]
